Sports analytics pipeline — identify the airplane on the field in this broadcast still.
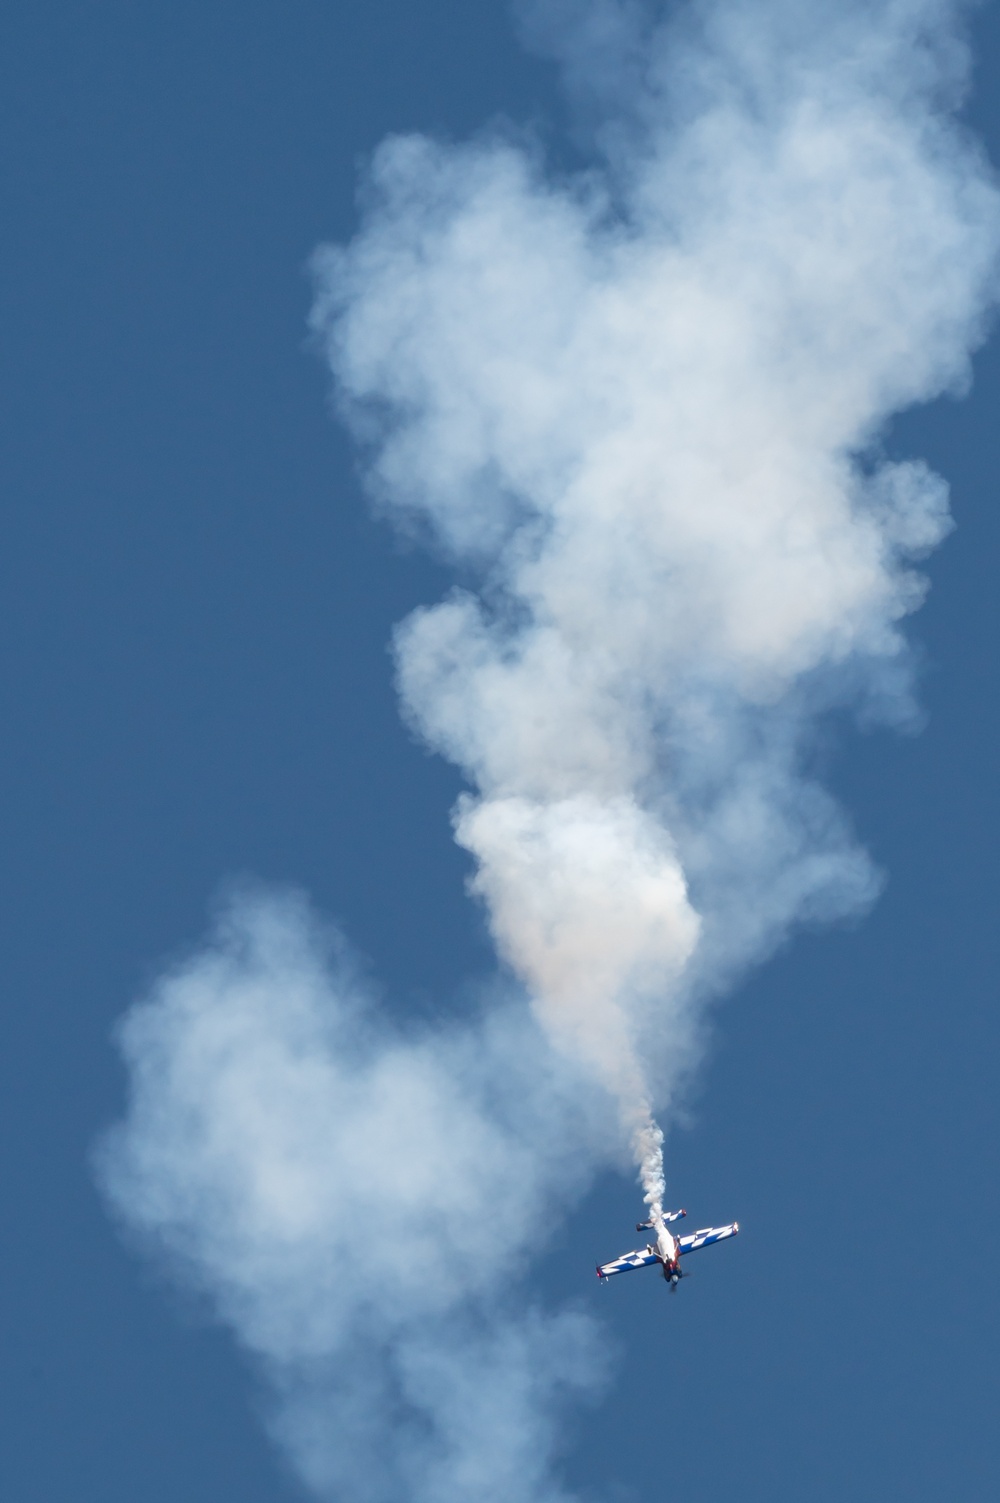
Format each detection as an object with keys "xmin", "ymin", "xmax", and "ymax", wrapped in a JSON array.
[{"xmin": 596, "ymin": 1205, "xmax": 739, "ymax": 1290}]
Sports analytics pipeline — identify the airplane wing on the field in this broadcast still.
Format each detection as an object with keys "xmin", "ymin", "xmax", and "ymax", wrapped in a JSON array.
[
  {"xmin": 676, "ymin": 1222, "xmax": 739, "ymax": 1256},
  {"xmin": 597, "ymin": 1247, "xmax": 660, "ymax": 1279}
]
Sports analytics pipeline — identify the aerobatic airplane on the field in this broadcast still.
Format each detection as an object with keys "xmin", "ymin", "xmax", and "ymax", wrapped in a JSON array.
[{"xmin": 597, "ymin": 1205, "xmax": 739, "ymax": 1290}]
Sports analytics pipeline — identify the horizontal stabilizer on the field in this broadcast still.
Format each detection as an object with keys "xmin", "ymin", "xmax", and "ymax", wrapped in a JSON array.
[{"xmin": 637, "ymin": 1207, "xmax": 686, "ymax": 1231}]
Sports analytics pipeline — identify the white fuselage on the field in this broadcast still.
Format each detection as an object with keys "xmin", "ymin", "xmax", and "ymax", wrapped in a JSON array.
[{"xmin": 652, "ymin": 1214, "xmax": 679, "ymax": 1269}]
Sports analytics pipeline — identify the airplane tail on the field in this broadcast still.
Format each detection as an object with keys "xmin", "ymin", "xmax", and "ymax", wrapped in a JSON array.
[{"xmin": 636, "ymin": 1207, "xmax": 686, "ymax": 1230}]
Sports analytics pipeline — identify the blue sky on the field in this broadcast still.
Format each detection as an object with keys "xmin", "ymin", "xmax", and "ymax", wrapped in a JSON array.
[{"xmin": 0, "ymin": 2, "xmax": 998, "ymax": 1500}]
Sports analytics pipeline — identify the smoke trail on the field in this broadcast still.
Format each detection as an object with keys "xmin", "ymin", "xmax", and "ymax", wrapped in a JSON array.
[
  {"xmin": 99, "ymin": 1, "xmax": 999, "ymax": 1498},
  {"xmin": 312, "ymin": 0, "xmax": 998, "ymax": 1198},
  {"xmin": 98, "ymin": 888, "xmax": 609, "ymax": 1503}
]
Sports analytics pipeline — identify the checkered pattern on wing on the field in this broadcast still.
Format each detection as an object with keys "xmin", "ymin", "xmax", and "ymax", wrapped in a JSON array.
[
  {"xmin": 676, "ymin": 1223, "xmax": 739, "ymax": 1256},
  {"xmin": 598, "ymin": 1248, "xmax": 660, "ymax": 1278}
]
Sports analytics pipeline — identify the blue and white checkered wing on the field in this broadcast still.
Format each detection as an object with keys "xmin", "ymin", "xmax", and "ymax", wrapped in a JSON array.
[
  {"xmin": 597, "ymin": 1247, "xmax": 660, "ymax": 1279},
  {"xmin": 676, "ymin": 1222, "xmax": 739, "ymax": 1256}
]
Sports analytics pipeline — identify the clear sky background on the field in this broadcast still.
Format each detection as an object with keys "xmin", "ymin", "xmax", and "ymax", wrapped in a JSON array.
[{"xmin": 0, "ymin": 2, "xmax": 998, "ymax": 1500}]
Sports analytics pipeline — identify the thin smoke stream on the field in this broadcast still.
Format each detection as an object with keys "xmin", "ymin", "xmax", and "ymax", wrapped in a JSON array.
[{"xmin": 99, "ymin": 2, "xmax": 998, "ymax": 1498}]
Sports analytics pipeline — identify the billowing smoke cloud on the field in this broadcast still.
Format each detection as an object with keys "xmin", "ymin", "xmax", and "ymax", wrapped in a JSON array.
[
  {"xmin": 99, "ymin": 1, "xmax": 999, "ymax": 1498},
  {"xmin": 311, "ymin": 0, "xmax": 997, "ymax": 1196},
  {"xmin": 99, "ymin": 888, "xmax": 610, "ymax": 1502}
]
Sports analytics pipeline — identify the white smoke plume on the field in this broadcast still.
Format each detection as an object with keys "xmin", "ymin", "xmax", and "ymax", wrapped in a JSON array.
[
  {"xmin": 99, "ymin": 1, "xmax": 999, "ymax": 1498},
  {"xmin": 311, "ymin": 0, "xmax": 997, "ymax": 1201},
  {"xmin": 98, "ymin": 888, "xmax": 609, "ymax": 1502}
]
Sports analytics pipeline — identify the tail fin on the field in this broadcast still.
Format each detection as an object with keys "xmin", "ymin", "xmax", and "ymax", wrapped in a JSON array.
[{"xmin": 637, "ymin": 1208, "xmax": 686, "ymax": 1230}]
